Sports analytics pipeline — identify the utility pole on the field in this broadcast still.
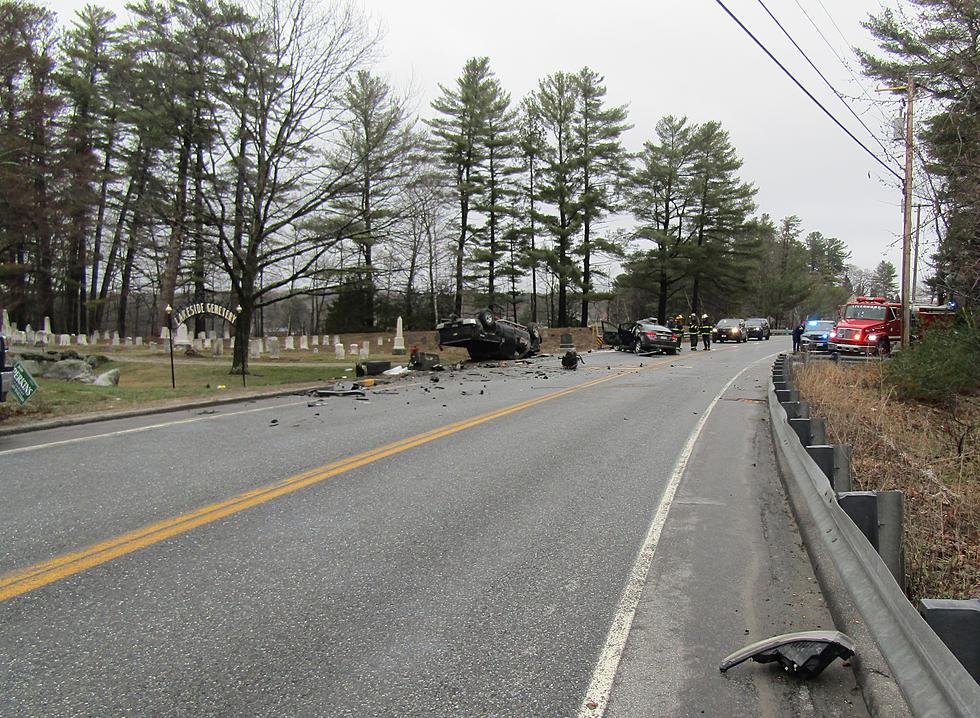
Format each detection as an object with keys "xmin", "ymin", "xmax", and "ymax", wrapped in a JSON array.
[
  {"xmin": 901, "ymin": 78, "xmax": 915, "ymax": 349},
  {"xmin": 912, "ymin": 204, "xmax": 923, "ymax": 303}
]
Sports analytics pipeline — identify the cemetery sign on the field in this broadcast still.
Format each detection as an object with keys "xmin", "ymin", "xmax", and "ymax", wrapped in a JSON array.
[{"xmin": 173, "ymin": 302, "xmax": 239, "ymax": 326}]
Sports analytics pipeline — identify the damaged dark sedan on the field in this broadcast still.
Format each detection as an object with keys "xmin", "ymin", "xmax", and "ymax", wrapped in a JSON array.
[{"xmin": 437, "ymin": 309, "xmax": 542, "ymax": 361}]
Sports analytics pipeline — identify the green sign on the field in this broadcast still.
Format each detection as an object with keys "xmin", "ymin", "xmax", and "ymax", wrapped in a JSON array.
[{"xmin": 11, "ymin": 362, "xmax": 38, "ymax": 405}]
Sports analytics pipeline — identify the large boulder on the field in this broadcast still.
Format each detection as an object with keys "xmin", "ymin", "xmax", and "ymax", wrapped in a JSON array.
[
  {"xmin": 93, "ymin": 368, "xmax": 121, "ymax": 386},
  {"xmin": 85, "ymin": 354, "xmax": 111, "ymax": 368},
  {"xmin": 17, "ymin": 359, "xmax": 43, "ymax": 376},
  {"xmin": 43, "ymin": 359, "xmax": 95, "ymax": 382}
]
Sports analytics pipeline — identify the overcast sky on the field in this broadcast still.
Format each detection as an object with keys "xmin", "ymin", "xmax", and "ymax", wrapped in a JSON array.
[{"xmin": 47, "ymin": 0, "xmax": 911, "ymax": 277}]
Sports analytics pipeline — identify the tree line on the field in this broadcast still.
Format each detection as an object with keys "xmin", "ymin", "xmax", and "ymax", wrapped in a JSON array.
[{"xmin": 3, "ymin": 0, "xmax": 938, "ymax": 374}]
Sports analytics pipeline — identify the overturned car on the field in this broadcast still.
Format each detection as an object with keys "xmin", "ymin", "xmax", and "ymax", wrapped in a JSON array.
[{"xmin": 437, "ymin": 309, "xmax": 542, "ymax": 361}]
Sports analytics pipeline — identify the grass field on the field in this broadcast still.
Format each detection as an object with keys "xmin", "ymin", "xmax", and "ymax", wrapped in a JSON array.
[
  {"xmin": 0, "ymin": 357, "xmax": 351, "ymax": 425},
  {"xmin": 796, "ymin": 360, "xmax": 978, "ymax": 602}
]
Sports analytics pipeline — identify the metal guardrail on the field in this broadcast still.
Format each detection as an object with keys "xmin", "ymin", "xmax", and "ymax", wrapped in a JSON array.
[{"xmin": 768, "ymin": 355, "xmax": 980, "ymax": 718}]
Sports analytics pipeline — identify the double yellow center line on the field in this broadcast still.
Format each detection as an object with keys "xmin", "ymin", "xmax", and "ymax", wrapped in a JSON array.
[{"xmin": 1, "ymin": 359, "xmax": 675, "ymax": 602}]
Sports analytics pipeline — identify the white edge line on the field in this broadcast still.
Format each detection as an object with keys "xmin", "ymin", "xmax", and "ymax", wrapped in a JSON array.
[
  {"xmin": 0, "ymin": 399, "xmax": 310, "ymax": 457},
  {"xmin": 577, "ymin": 352, "xmax": 781, "ymax": 717}
]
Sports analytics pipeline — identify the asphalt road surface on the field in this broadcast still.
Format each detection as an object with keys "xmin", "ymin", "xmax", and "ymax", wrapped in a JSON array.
[{"xmin": 0, "ymin": 338, "xmax": 867, "ymax": 717}]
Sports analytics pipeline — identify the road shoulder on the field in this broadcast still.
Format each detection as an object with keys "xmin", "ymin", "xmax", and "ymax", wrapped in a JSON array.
[{"xmin": 606, "ymin": 362, "xmax": 868, "ymax": 717}]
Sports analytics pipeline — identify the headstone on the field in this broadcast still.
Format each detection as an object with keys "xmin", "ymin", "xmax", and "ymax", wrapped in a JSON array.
[
  {"xmin": 299, "ymin": 335, "xmax": 308, "ymax": 351},
  {"xmin": 249, "ymin": 338, "xmax": 262, "ymax": 358},
  {"xmin": 377, "ymin": 337, "xmax": 384, "ymax": 346},
  {"xmin": 161, "ymin": 327, "xmax": 170, "ymax": 341},
  {"xmin": 125, "ymin": 337, "xmax": 133, "ymax": 347},
  {"xmin": 393, "ymin": 316, "xmax": 406, "ymax": 355},
  {"xmin": 203, "ymin": 338, "xmax": 211, "ymax": 350},
  {"xmin": 349, "ymin": 343, "xmax": 359, "ymax": 358},
  {"xmin": 208, "ymin": 330, "xmax": 217, "ymax": 341},
  {"xmin": 311, "ymin": 335, "xmax": 320, "ymax": 346},
  {"xmin": 175, "ymin": 324, "xmax": 191, "ymax": 348},
  {"xmin": 223, "ymin": 326, "xmax": 231, "ymax": 341},
  {"xmin": 91, "ymin": 330, "xmax": 101, "ymax": 344},
  {"xmin": 323, "ymin": 334, "xmax": 331, "ymax": 346},
  {"xmin": 77, "ymin": 334, "xmax": 88, "ymax": 346},
  {"xmin": 284, "ymin": 335, "xmax": 295, "ymax": 351},
  {"xmin": 135, "ymin": 337, "xmax": 143, "ymax": 347},
  {"xmin": 112, "ymin": 332, "xmax": 120, "ymax": 346},
  {"xmin": 360, "ymin": 340, "xmax": 370, "ymax": 359},
  {"xmin": 229, "ymin": 336, "xmax": 236, "ymax": 349},
  {"xmin": 192, "ymin": 338, "xmax": 203, "ymax": 352},
  {"xmin": 0, "ymin": 308, "xmax": 9, "ymax": 334},
  {"xmin": 59, "ymin": 334, "xmax": 71, "ymax": 346},
  {"xmin": 334, "ymin": 343, "xmax": 345, "ymax": 360},
  {"xmin": 198, "ymin": 331, "xmax": 207, "ymax": 341},
  {"xmin": 26, "ymin": 330, "xmax": 36, "ymax": 345},
  {"xmin": 149, "ymin": 341, "xmax": 158, "ymax": 353},
  {"xmin": 43, "ymin": 316, "xmax": 52, "ymax": 334},
  {"xmin": 312, "ymin": 346, "xmax": 319, "ymax": 354},
  {"xmin": 267, "ymin": 336, "xmax": 281, "ymax": 359},
  {"xmin": 212, "ymin": 337, "xmax": 223, "ymax": 357}
]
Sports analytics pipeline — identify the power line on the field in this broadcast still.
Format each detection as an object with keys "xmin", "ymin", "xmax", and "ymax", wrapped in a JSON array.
[
  {"xmin": 713, "ymin": 0, "xmax": 903, "ymax": 182},
  {"xmin": 756, "ymin": 0, "xmax": 893, "ymax": 159},
  {"xmin": 792, "ymin": 0, "xmax": 890, "ymax": 125}
]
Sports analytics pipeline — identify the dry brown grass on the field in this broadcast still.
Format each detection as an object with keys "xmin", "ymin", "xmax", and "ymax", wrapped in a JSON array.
[{"xmin": 795, "ymin": 360, "xmax": 979, "ymax": 603}]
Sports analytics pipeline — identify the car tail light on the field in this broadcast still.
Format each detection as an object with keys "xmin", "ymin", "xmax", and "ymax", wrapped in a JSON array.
[{"xmin": 644, "ymin": 331, "xmax": 656, "ymax": 337}]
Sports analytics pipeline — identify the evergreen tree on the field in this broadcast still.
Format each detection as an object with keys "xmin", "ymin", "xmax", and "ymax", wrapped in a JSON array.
[
  {"xmin": 858, "ymin": 0, "xmax": 980, "ymax": 304},
  {"xmin": 573, "ymin": 67, "xmax": 629, "ymax": 326},
  {"xmin": 869, "ymin": 260, "xmax": 899, "ymax": 299},
  {"xmin": 627, "ymin": 115, "xmax": 698, "ymax": 321},
  {"xmin": 515, "ymin": 96, "xmax": 547, "ymax": 322},
  {"xmin": 427, "ymin": 56, "xmax": 496, "ymax": 316},
  {"xmin": 336, "ymin": 69, "xmax": 416, "ymax": 329},
  {"xmin": 686, "ymin": 121, "xmax": 757, "ymax": 316},
  {"xmin": 536, "ymin": 71, "xmax": 582, "ymax": 326},
  {"xmin": 469, "ymin": 73, "xmax": 518, "ymax": 307}
]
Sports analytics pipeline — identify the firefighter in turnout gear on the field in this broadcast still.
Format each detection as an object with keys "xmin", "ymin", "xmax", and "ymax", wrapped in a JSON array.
[
  {"xmin": 688, "ymin": 313, "xmax": 699, "ymax": 350},
  {"xmin": 700, "ymin": 314, "xmax": 712, "ymax": 350},
  {"xmin": 672, "ymin": 314, "xmax": 685, "ymax": 349}
]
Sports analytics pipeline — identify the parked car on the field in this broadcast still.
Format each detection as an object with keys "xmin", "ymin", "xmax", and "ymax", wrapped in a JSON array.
[
  {"xmin": 800, "ymin": 320, "xmax": 836, "ymax": 352},
  {"xmin": 629, "ymin": 319, "xmax": 680, "ymax": 355},
  {"xmin": 0, "ymin": 333, "xmax": 12, "ymax": 402},
  {"xmin": 744, "ymin": 317, "xmax": 771, "ymax": 340},
  {"xmin": 712, "ymin": 318, "xmax": 747, "ymax": 343},
  {"xmin": 436, "ymin": 309, "xmax": 541, "ymax": 361}
]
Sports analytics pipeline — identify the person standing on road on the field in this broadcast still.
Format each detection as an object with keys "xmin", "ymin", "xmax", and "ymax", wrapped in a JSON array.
[
  {"xmin": 671, "ymin": 314, "xmax": 685, "ymax": 349},
  {"xmin": 700, "ymin": 314, "xmax": 712, "ymax": 350},
  {"xmin": 688, "ymin": 313, "xmax": 699, "ymax": 350},
  {"xmin": 792, "ymin": 322, "xmax": 804, "ymax": 353}
]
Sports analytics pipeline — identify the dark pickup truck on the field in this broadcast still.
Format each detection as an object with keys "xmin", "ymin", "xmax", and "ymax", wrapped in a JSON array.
[{"xmin": 1, "ymin": 334, "xmax": 12, "ymax": 402}]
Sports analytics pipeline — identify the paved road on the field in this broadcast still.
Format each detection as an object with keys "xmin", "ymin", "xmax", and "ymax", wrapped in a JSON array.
[{"xmin": 0, "ymin": 338, "xmax": 866, "ymax": 716}]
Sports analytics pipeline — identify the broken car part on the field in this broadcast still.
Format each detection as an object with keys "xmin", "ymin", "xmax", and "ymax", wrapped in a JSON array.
[{"xmin": 719, "ymin": 630, "xmax": 855, "ymax": 678}]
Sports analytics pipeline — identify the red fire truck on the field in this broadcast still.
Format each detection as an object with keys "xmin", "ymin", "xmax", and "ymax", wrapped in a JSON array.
[{"xmin": 829, "ymin": 296, "xmax": 956, "ymax": 356}]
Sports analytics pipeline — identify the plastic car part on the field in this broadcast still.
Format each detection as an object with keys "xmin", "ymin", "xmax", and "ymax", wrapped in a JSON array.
[{"xmin": 719, "ymin": 630, "xmax": 855, "ymax": 678}]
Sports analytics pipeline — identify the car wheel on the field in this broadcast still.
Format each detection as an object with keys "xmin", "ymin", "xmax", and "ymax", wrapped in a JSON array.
[
  {"xmin": 667, "ymin": 347, "xmax": 677, "ymax": 355},
  {"xmin": 633, "ymin": 339, "xmax": 643, "ymax": 354},
  {"xmin": 877, "ymin": 337, "xmax": 891, "ymax": 357}
]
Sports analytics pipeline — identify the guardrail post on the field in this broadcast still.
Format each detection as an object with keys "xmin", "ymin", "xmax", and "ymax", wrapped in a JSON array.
[
  {"xmin": 789, "ymin": 417, "xmax": 812, "ymax": 445},
  {"xmin": 838, "ymin": 492, "xmax": 879, "ymax": 550},
  {"xmin": 805, "ymin": 445, "xmax": 835, "ymax": 484},
  {"xmin": 775, "ymin": 388, "xmax": 800, "ymax": 403},
  {"xmin": 877, "ymin": 490, "xmax": 906, "ymax": 590},
  {"xmin": 833, "ymin": 445, "xmax": 853, "ymax": 493},
  {"xmin": 780, "ymin": 400, "xmax": 809, "ymax": 420},
  {"xmin": 809, "ymin": 416, "xmax": 827, "ymax": 445},
  {"xmin": 917, "ymin": 599, "xmax": 980, "ymax": 683}
]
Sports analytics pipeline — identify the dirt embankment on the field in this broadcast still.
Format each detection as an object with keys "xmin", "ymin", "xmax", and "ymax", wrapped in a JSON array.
[{"xmin": 795, "ymin": 361, "xmax": 979, "ymax": 603}]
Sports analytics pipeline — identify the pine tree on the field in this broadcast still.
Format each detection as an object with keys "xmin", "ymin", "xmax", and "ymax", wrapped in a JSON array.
[
  {"xmin": 469, "ymin": 74, "xmax": 518, "ymax": 308},
  {"xmin": 427, "ymin": 57, "xmax": 497, "ymax": 316},
  {"xmin": 336, "ymin": 69, "xmax": 416, "ymax": 329},
  {"xmin": 627, "ymin": 115, "xmax": 698, "ymax": 321},
  {"xmin": 573, "ymin": 67, "xmax": 629, "ymax": 326},
  {"xmin": 536, "ymin": 71, "xmax": 582, "ymax": 326}
]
